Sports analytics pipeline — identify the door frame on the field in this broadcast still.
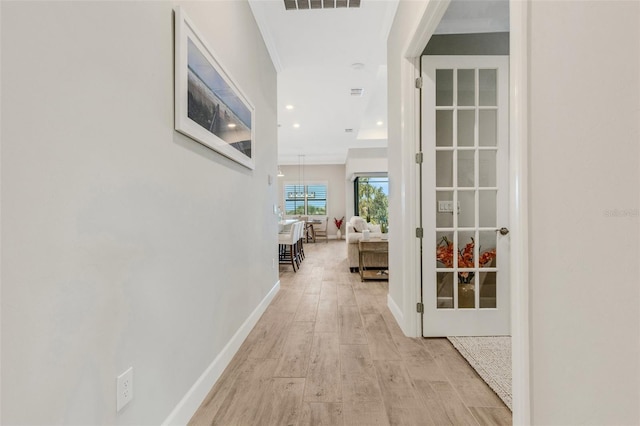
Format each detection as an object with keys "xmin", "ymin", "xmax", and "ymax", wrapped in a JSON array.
[{"xmin": 395, "ymin": 0, "xmax": 530, "ymax": 423}]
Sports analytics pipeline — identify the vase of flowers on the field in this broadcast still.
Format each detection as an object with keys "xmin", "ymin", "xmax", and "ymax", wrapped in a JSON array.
[
  {"xmin": 334, "ymin": 216, "xmax": 344, "ymax": 239},
  {"xmin": 436, "ymin": 236, "xmax": 496, "ymax": 308}
]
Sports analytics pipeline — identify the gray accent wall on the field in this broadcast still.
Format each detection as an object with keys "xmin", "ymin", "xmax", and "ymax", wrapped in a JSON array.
[{"xmin": 423, "ymin": 32, "xmax": 509, "ymax": 55}]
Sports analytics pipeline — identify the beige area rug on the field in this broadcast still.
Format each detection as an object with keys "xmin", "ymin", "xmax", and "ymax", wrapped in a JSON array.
[{"xmin": 447, "ymin": 336, "xmax": 512, "ymax": 410}]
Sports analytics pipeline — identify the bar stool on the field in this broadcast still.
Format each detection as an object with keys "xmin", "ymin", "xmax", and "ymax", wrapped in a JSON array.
[{"xmin": 278, "ymin": 222, "xmax": 299, "ymax": 272}]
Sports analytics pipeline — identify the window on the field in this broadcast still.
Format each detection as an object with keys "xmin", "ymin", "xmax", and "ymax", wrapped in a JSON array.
[
  {"xmin": 354, "ymin": 176, "xmax": 389, "ymax": 229},
  {"xmin": 284, "ymin": 183, "xmax": 327, "ymax": 215}
]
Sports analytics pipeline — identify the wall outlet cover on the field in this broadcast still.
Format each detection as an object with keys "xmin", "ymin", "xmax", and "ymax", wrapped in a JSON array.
[{"xmin": 116, "ymin": 367, "xmax": 133, "ymax": 412}]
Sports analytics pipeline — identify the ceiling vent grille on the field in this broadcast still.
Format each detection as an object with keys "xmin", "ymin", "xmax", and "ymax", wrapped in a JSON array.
[
  {"xmin": 350, "ymin": 88, "xmax": 364, "ymax": 97},
  {"xmin": 284, "ymin": 0, "xmax": 360, "ymax": 10},
  {"xmin": 345, "ymin": 128, "xmax": 353, "ymax": 133}
]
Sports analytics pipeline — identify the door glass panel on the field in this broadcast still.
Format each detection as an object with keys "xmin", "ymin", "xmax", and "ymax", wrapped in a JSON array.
[
  {"xmin": 458, "ymin": 276, "xmax": 476, "ymax": 309},
  {"xmin": 436, "ymin": 151, "xmax": 453, "ymax": 187},
  {"xmin": 436, "ymin": 69, "xmax": 453, "ymax": 106},
  {"xmin": 458, "ymin": 191, "xmax": 475, "ymax": 227},
  {"xmin": 436, "ymin": 231, "xmax": 454, "ymax": 269},
  {"xmin": 479, "ymin": 69, "xmax": 497, "ymax": 106},
  {"xmin": 479, "ymin": 150, "xmax": 496, "ymax": 187},
  {"xmin": 478, "ymin": 231, "xmax": 497, "ymax": 268},
  {"xmin": 479, "ymin": 190, "xmax": 497, "ymax": 227},
  {"xmin": 437, "ymin": 272, "xmax": 454, "ymax": 309},
  {"xmin": 457, "ymin": 150, "xmax": 475, "ymax": 187},
  {"xmin": 479, "ymin": 110, "xmax": 497, "ymax": 146},
  {"xmin": 436, "ymin": 110, "xmax": 453, "ymax": 147},
  {"xmin": 436, "ymin": 191, "xmax": 454, "ymax": 228},
  {"xmin": 457, "ymin": 230, "xmax": 475, "ymax": 267},
  {"xmin": 457, "ymin": 69, "xmax": 475, "ymax": 106},
  {"xmin": 458, "ymin": 229, "xmax": 476, "ymax": 309},
  {"xmin": 479, "ymin": 272, "xmax": 497, "ymax": 308},
  {"xmin": 457, "ymin": 110, "xmax": 475, "ymax": 147}
]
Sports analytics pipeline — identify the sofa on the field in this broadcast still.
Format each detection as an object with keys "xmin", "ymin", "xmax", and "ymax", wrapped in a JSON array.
[{"xmin": 345, "ymin": 216, "xmax": 386, "ymax": 272}]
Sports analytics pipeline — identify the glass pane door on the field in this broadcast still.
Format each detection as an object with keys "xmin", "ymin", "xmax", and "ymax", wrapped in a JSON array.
[
  {"xmin": 435, "ymin": 67, "xmax": 499, "ymax": 310},
  {"xmin": 422, "ymin": 55, "xmax": 510, "ymax": 337}
]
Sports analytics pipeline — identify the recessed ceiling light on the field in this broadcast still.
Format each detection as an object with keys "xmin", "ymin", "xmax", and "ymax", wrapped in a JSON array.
[
  {"xmin": 285, "ymin": 105, "xmax": 294, "ymax": 110},
  {"xmin": 293, "ymin": 123, "xmax": 300, "ymax": 128},
  {"xmin": 227, "ymin": 123, "xmax": 237, "ymax": 128},
  {"xmin": 376, "ymin": 121, "xmax": 383, "ymax": 126}
]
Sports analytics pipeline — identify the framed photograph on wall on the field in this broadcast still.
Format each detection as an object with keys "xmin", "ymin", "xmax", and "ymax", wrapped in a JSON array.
[{"xmin": 174, "ymin": 6, "xmax": 255, "ymax": 170}]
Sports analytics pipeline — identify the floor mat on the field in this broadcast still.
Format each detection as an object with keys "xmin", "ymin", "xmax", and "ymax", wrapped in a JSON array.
[{"xmin": 447, "ymin": 336, "xmax": 512, "ymax": 410}]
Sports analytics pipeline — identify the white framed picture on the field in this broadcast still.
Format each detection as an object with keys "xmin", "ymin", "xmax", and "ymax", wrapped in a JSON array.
[{"xmin": 174, "ymin": 6, "xmax": 255, "ymax": 170}]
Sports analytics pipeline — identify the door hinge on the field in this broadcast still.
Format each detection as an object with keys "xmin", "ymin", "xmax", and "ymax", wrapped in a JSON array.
[
  {"xmin": 416, "ymin": 227, "xmax": 424, "ymax": 238},
  {"xmin": 416, "ymin": 302, "xmax": 424, "ymax": 313},
  {"xmin": 415, "ymin": 152, "xmax": 423, "ymax": 164},
  {"xmin": 415, "ymin": 77, "xmax": 423, "ymax": 89}
]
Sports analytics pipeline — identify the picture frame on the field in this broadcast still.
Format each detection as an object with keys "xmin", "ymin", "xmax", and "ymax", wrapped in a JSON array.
[{"xmin": 174, "ymin": 6, "xmax": 255, "ymax": 170}]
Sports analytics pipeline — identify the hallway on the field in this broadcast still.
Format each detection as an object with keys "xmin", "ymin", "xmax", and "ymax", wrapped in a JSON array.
[{"xmin": 189, "ymin": 240, "xmax": 511, "ymax": 425}]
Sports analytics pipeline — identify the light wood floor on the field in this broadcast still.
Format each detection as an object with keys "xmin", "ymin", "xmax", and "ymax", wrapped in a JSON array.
[{"xmin": 189, "ymin": 240, "xmax": 512, "ymax": 426}]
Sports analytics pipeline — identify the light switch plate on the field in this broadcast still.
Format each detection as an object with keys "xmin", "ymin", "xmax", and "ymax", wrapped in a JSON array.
[{"xmin": 438, "ymin": 201, "xmax": 460, "ymax": 213}]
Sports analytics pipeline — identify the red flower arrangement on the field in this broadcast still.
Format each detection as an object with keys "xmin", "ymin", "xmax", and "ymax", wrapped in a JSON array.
[
  {"xmin": 334, "ymin": 216, "xmax": 345, "ymax": 229},
  {"xmin": 436, "ymin": 236, "xmax": 496, "ymax": 283}
]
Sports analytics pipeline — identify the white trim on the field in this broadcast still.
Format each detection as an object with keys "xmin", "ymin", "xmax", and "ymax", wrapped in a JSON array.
[
  {"xmin": 162, "ymin": 280, "xmax": 281, "ymax": 426},
  {"xmin": 387, "ymin": 293, "xmax": 404, "ymax": 326},
  {"xmin": 509, "ymin": 1, "xmax": 531, "ymax": 424},
  {"xmin": 395, "ymin": 0, "xmax": 451, "ymax": 339},
  {"xmin": 247, "ymin": 1, "xmax": 283, "ymax": 73},
  {"xmin": 405, "ymin": 0, "xmax": 451, "ymax": 57}
]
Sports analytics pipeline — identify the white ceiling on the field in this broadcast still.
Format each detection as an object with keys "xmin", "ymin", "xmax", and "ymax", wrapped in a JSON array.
[
  {"xmin": 249, "ymin": 0, "xmax": 398, "ymax": 165},
  {"xmin": 249, "ymin": 0, "xmax": 509, "ymax": 166}
]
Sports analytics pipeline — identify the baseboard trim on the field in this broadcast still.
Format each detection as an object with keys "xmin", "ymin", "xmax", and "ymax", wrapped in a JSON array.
[
  {"xmin": 162, "ymin": 280, "xmax": 281, "ymax": 426},
  {"xmin": 387, "ymin": 294, "xmax": 404, "ymax": 332}
]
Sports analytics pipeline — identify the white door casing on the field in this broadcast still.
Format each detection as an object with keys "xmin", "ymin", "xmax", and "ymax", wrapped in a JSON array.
[{"xmin": 421, "ymin": 55, "xmax": 510, "ymax": 337}]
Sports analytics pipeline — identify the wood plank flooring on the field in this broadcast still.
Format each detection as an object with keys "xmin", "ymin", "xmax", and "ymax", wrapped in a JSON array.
[{"xmin": 189, "ymin": 241, "xmax": 511, "ymax": 426}]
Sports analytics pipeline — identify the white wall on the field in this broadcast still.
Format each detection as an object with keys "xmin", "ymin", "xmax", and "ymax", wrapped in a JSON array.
[
  {"xmin": 278, "ymin": 164, "xmax": 346, "ymax": 236},
  {"xmin": 1, "ymin": 1, "xmax": 278, "ymax": 424},
  {"xmin": 528, "ymin": 1, "xmax": 640, "ymax": 424},
  {"xmin": 345, "ymin": 148, "xmax": 388, "ymax": 220}
]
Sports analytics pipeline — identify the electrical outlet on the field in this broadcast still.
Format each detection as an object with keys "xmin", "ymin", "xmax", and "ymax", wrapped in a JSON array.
[{"xmin": 116, "ymin": 367, "xmax": 133, "ymax": 412}]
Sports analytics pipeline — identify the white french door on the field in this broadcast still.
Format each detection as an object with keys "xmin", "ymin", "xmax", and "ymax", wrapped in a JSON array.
[{"xmin": 421, "ymin": 55, "xmax": 510, "ymax": 337}]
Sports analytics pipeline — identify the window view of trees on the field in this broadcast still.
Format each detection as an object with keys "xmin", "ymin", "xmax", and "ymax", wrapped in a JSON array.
[
  {"xmin": 355, "ymin": 177, "xmax": 389, "ymax": 230},
  {"xmin": 284, "ymin": 183, "xmax": 327, "ymax": 215}
]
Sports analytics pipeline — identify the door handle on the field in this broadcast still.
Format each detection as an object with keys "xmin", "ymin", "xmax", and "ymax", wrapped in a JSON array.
[{"xmin": 496, "ymin": 227, "xmax": 509, "ymax": 235}]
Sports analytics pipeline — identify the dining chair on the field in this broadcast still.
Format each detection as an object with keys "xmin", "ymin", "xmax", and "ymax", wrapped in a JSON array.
[
  {"xmin": 305, "ymin": 221, "xmax": 316, "ymax": 243},
  {"xmin": 313, "ymin": 216, "xmax": 328, "ymax": 243}
]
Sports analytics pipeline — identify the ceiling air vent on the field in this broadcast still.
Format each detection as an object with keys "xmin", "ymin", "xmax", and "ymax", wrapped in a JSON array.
[
  {"xmin": 350, "ymin": 88, "xmax": 364, "ymax": 97},
  {"xmin": 345, "ymin": 129, "xmax": 353, "ymax": 133},
  {"xmin": 284, "ymin": 0, "xmax": 360, "ymax": 10}
]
